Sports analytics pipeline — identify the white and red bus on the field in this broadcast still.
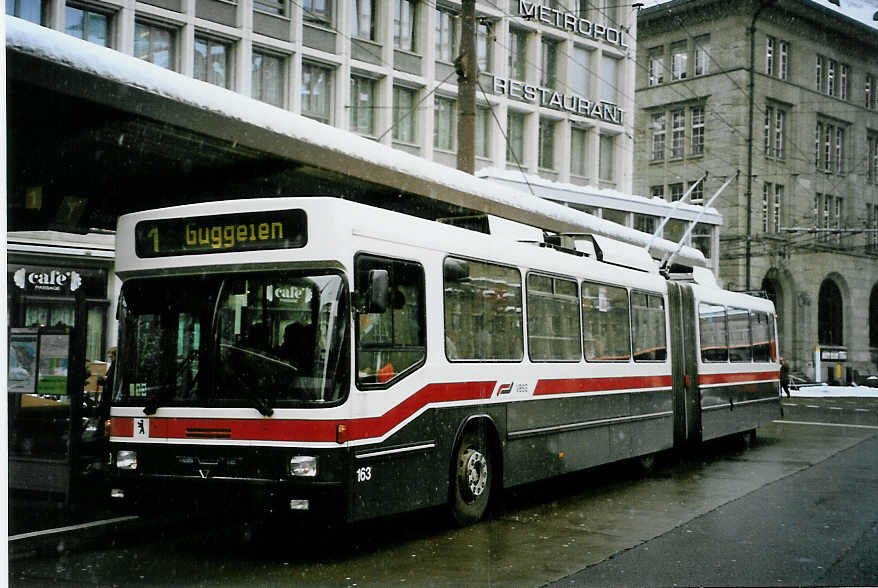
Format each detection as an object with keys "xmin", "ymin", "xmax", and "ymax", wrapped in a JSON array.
[{"xmin": 108, "ymin": 197, "xmax": 780, "ymax": 524}]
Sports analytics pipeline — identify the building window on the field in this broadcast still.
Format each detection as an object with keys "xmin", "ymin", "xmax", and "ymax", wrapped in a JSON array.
[
  {"xmin": 648, "ymin": 47, "xmax": 664, "ymax": 86},
  {"xmin": 66, "ymin": 5, "xmax": 110, "ymax": 47},
  {"xmin": 509, "ymin": 28, "xmax": 527, "ymax": 80},
  {"xmin": 303, "ymin": 0, "xmax": 331, "ymax": 25},
  {"xmin": 650, "ymin": 185, "xmax": 664, "ymax": 199},
  {"xmin": 778, "ymin": 40, "xmax": 788, "ymax": 80},
  {"xmin": 816, "ymin": 123, "xmax": 847, "ymax": 175},
  {"xmin": 301, "ymin": 62, "xmax": 332, "ymax": 124},
  {"xmin": 827, "ymin": 59, "xmax": 836, "ymax": 96},
  {"xmin": 670, "ymin": 182, "xmax": 684, "ymax": 201},
  {"xmin": 6, "ymin": 0, "xmax": 45, "ymax": 24},
  {"xmin": 194, "ymin": 36, "xmax": 231, "ymax": 89},
  {"xmin": 599, "ymin": 134, "xmax": 614, "ymax": 182},
  {"xmin": 352, "ymin": 0, "xmax": 376, "ymax": 40},
  {"xmin": 694, "ymin": 35, "xmax": 709, "ymax": 76},
  {"xmin": 135, "ymin": 21, "xmax": 176, "ymax": 71},
  {"xmin": 670, "ymin": 110, "xmax": 685, "ymax": 158},
  {"xmin": 816, "ymin": 55, "xmax": 824, "ymax": 93},
  {"xmin": 255, "ymin": 0, "xmax": 286, "ymax": 16},
  {"xmin": 867, "ymin": 74, "xmax": 877, "ymax": 110},
  {"xmin": 763, "ymin": 105, "xmax": 785, "ymax": 159},
  {"xmin": 434, "ymin": 96, "xmax": 456, "ymax": 151},
  {"xmin": 766, "ymin": 36, "xmax": 774, "ymax": 77},
  {"xmin": 477, "ymin": 21, "xmax": 493, "ymax": 73},
  {"xmin": 600, "ymin": 54, "xmax": 619, "ymax": 103},
  {"xmin": 774, "ymin": 184, "xmax": 783, "ymax": 233},
  {"xmin": 572, "ymin": 46, "xmax": 591, "ymax": 96},
  {"xmin": 435, "ymin": 8, "xmax": 457, "ymax": 62},
  {"xmin": 651, "ymin": 112, "xmax": 665, "ymax": 161},
  {"xmin": 506, "ymin": 111, "xmax": 526, "ymax": 164},
  {"xmin": 350, "ymin": 75, "xmax": 376, "ymax": 136},
  {"xmin": 690, "ymin": 106, "xmax": 704, "ymax": 155},
  {"xmin": 392, "ymin": 85, "xmax": 417, "ymax": 143},
  {"xmin": 393, "ymin": 0, "xmax": 416, "ymax": 52},
  {"xmin": 476, "ymin": 106, "xmax": 491, "ymax": 158},
  {"xmin": 671, "ymin": 41, "xmax": 687, "ymax": 81},
  {"xmin": 634, "ymin": 214, "xmax": 656, "ymax": 234},
  {"xmin": 539, "ymin": 118, "xmax": 556, "ymax": 170},
  {"xmin": 252, "ymin": 50, "xmax": 284, "ymax": 107},
  {"xmin": 570, "ymin": 127, "xmax": 589, "ymax": 177},
  {"xmin": 761, "ymin": 182, "xmax": 783, "ymax": 233},
  {"xmin": 688, "ymin": 180, "xmax": 703, "ymax": 203},
  {"xmin": 840, "ymin": 64, "xmax": 849, "ymax": 100},
  {"xmin": 868, "ymin": 134, "xmax": 878, "ymax": 183},
  {"xmin": 692, "ymin": 223, "xmax": 712, "ymax": 258},
  {"xmin": 541, "ymin": 38, "xmax": 558, "ymax": 89}
]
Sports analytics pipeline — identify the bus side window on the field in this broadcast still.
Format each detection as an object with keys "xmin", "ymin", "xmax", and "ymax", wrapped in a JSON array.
[
  {"xmin": 728, "ymin": 307, "xmax": 752, "ymax": 363},
  {"xmin": 355, "ymin": 254, "xmax": 426, "ymax": 387},
  {"xmin": 631, "ymin": 291, "xmax": 667, "ymax": 361},
  {"xmin": 699, "ymin": 303, "xmax": 728, "ymax": 362},
  {"xmin": 581, "ymin": 281, "xmax": 630, "ymax": 362},
  {"xmin": 751, "ymin": 311, "xmax": 773, "ymax": 362}
]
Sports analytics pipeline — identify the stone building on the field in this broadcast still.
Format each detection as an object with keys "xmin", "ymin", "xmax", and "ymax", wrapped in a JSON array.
[{"xmin": 635, "ymin": 0, "xmax": 878, "ymax": 381}]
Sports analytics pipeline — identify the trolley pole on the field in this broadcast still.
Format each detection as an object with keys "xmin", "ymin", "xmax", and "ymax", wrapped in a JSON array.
[{"xmin": 456, "ymin": 0, "xmax": 477, "ymax": 174}]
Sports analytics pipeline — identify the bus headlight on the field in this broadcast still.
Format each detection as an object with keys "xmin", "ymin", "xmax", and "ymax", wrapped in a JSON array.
[
  {"xmin": 289, "ymin": 456, "xmax": 317, "ymax": 477},
  {"xmin": 116, "ymin": 450, "xmax": 138, "ymax": 470}
]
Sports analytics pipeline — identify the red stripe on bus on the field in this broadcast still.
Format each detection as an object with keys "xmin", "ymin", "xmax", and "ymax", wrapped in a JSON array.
[
  {"xmin": 112, "ymin": 381, "xmax": 495, "ymax": 443},
  {"xmin": 698, "ymin": 371, "xmax": 780, "ymax": 386},
  {"xmin": 111, "ymin": 417, "xmax": 134, "ymax": 437},
  {"xmin": 533, "ymin": 375, "xmax": 673, "ymax": 396}
]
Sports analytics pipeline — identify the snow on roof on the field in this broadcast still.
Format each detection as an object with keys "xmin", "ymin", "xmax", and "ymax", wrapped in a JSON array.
[
  {"xmin": 6, "ymin": 16, "xmax": 709, "ymax": 268},
  {"xmin": 639, "ymin": 0, "xmax": 878, "ymax": 32}
]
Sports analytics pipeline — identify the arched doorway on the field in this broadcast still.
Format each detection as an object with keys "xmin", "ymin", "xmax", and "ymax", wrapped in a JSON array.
[
  {"xmin": 870, "ymin": 284, "xmax": 878, "ymax": 350},
  {"xmin": 818, "ymin": 279, "xmax": 844, "ymax": 346},
  {"xmin": 762, "ymin": 275, "xmax": 784, "ymax": 356}
]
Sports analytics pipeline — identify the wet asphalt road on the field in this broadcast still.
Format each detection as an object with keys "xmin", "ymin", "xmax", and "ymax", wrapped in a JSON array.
[
  {"xmin": 552, "ymin": 432, "xmax": 878, "ymax": 587},
  {"xmin": 9, "ymin": 409, "xmax": 878, "ymax": 587}
]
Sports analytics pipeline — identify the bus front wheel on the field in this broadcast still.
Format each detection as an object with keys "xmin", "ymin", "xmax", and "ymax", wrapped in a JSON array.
[{"xmin": 450, "ymin": 430, "xmax": 492, "ymax": 526}]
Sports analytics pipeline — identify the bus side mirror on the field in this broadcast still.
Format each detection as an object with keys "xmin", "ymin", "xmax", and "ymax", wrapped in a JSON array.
[{"xmin": 365, "ymin": 269, "xmax": 390, "ymax": 313}]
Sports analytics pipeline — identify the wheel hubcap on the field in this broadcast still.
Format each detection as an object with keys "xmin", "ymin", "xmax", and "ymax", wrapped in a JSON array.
[{"xmin": 460, "ymin": 448, "xmax": 488, "ymax": 500}]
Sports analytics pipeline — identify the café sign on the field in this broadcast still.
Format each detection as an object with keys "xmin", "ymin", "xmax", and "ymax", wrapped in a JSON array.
[{"xmin": 13, "ymin": 267, "xmax": 82, "ymax": 294}]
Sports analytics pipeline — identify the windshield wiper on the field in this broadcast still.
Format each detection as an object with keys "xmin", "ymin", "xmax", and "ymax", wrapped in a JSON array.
[
  {"xmin": 143, "ymin": 385, "xmax": 169, "ymax": 415},
  {"xmin": 247, "ymin": 392, "xmax": 274, "ymax": 417}
]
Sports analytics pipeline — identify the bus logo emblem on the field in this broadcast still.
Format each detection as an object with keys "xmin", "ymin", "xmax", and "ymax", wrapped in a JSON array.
[{"xmin": 199, "ymin": 469, "xmax": 211, "ymax": 479}]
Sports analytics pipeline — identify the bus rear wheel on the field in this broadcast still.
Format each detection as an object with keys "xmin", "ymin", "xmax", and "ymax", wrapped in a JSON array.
[{"xmin": 450, "ymin": 430, "xmax": 492, "ymax": 526}]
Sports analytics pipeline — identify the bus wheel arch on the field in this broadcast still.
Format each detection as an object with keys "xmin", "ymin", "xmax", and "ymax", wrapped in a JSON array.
[{"xmin": 448, "ymin": 416, "xmax": 501, "ymax": 526}]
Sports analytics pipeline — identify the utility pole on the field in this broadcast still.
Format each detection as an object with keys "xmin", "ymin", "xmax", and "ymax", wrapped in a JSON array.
[
  {"xmin": 745, "ymin": 0, "xmax": 776, "ymax": 290},
  {"xmin": 456, "ymin": 0, "xmax": 477, "ymax": 174}
]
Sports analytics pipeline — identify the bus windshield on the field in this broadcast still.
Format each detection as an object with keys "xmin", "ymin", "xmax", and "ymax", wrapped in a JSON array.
[{"xmin": 113, "ymin": 271, "xmax": 349, "ymax": 411}]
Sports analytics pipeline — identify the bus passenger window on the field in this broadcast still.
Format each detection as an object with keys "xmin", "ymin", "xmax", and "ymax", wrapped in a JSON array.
[
  {"xmin": 631, "ymin": 292, "xmax": 667, "ymax": 361},
  {"xmin": 355, "ymin": 255, "xmax": 426, "ymax": 387},
  {"xmin": 443, "ymin": 257, "xmax": 523, "ymax": 361},
  {"xmin": 699, "ymin": 303, "xmax": 728, "ymax": 362},
  {"xmin": 751, "ymin": 311, "xmax": 775, "ymax": 362},
  {"xmin": 727, "ymin": 307, "xmax": 752, "ymax": 363},
  {"xmin": 527, "ymin": 274, "xmax": 581, "ymax": 362},
  {"xmin": 581, "ymin": 281, "xmax": 630, "ymax": 362}
]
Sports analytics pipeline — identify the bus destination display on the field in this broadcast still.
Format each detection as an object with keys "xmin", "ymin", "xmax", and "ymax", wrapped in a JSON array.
[{"xmin": 135, "ymin": 210, "xmax": 307, "ymax": 258}]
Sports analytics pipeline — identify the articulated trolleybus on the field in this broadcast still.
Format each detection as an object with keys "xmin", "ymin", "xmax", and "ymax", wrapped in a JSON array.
[{"xmin": 109, "ymin": 197, "xmax": 780, "ymax": 525}]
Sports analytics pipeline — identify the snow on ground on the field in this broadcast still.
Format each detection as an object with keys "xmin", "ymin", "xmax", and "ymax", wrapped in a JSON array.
[{"xmin": 790, "ymin": 384, "xmax": 878, "ymax": 398}]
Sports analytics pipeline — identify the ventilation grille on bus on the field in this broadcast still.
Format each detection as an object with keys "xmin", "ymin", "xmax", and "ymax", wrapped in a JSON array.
[{"xmin": 185, "ymin": 428, "xmax": 232, "ymax": 439}]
